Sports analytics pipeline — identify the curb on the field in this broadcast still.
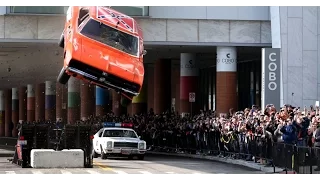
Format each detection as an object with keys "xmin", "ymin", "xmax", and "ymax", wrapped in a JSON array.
[
  {"xmin": 0, "ymin": 153, "xmax": 14, "ymax": 157},
  {"xmin": 147, "ymin": 151, "xmax": 283, "ymax": 173}
]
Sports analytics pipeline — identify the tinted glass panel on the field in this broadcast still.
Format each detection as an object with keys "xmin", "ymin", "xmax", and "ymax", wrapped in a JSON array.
[{"xmin": 80, "ymin": 19, "xmax": 139, "ymax": 57}]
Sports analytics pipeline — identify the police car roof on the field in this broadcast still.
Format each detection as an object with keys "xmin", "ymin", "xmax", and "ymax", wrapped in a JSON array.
[{"xmin": 102, "ymin": 127, "xmax": 135, "ymax": 131}]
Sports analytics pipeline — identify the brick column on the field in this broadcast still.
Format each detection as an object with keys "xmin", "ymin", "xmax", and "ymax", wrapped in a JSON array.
[
  {"xmin": 19, "ymin": 87, "xmax": 27, "ymax": 122},
  {"xmin": 129, "ymin": 83, "xmax": 147, "ymax": 115},
  {"xmin": 68, "ymin": 77, "xmax": 80, "ymax": 124},
  {"xmin": 95, "ymin": 86, "xmax": 109, "ymax": 116},
  {"xmin": 147, "ymin": 65, "xmax": 154, "ymax": 111},
  {"xmin": 4, "ymin": 90, "xmax": 11, "ymax": 137},
  {"xmin": 45, "ymin": 81, "xmax": 56, "ymax": 122},
  {"xmin": 154, "ymin": 59, "xmax": 171, "ymax": 114},
  {"xmin": 27, "ymin": 84, "xmax": 35, "ymax": 123},
  {"xmin": 216, "ymin": 47, "xmax": 237, "ymax": 114},
  {"xmin": 35, "ymin": 83, "xmax": 45, "ymax": 122},
  {"xmin": 112, "ymin": 90, "xmax": 121, "ymax": 116},
  {"xmin": 0, "ymin": 91, "xmax": 4, "ymax": 137},
  {"xmin": 80, "ymin": 81, "xmax": 95, "ymax": 120},
  {"xmin": 12, "ymin": 88, "xmax": 18, "ymax": 137},
  {"xmin": 180, "ymin": 53, "xmax": 198, "ymax": 115},
  {"xmin": 56, "ymin": 83, "xmax": 68, "ymax": 123}
]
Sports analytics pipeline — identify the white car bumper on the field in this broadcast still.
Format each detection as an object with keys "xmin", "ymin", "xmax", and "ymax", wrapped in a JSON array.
[{"xmin": 104, "ymin": 148, "xmax": 146, "ymax": 155}]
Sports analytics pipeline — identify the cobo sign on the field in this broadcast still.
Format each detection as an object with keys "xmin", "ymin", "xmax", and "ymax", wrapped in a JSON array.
[
  {"xmin": 181, "ymin": 60, "xmax": 197, "ymax": 69},
  {"xmin": 261, "ymin": 48, "xmax": 280, "ymax": 110}
]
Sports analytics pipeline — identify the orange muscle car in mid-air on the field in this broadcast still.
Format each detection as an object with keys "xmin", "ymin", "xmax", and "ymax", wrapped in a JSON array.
[{"xmin": 57, "ymin": 6, "xmax": 146, "ymax": 99}]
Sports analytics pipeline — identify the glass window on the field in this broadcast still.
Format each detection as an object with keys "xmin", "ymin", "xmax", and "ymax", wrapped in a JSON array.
[
  {"xmin": 103, "ymin": 130, "xmax": 137, "ymax": 138},
  {"xmin": 8, "ymin": 6, "xmax": 68, "ymax": 14},
  {"xmin": 8, "ymin": 6, "xmax": 149, "ymax": 16},
  {"xmin": 80, "ymin": 18, "xmax": 139, "ymax": 57}
]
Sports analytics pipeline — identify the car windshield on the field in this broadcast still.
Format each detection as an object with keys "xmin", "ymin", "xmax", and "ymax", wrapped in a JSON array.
[
  {"xmin": 80, "ymin": 18, "xmax": 139, "ymax": 57},
  {"xmin": 103, "ymin": 130, "xmax": 137, "ymax": 138}
]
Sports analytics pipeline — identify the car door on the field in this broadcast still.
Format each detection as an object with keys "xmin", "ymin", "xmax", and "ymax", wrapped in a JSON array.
[{"xmin": 94, "ymin": 129, "xmax": 103, "ymax": 153}]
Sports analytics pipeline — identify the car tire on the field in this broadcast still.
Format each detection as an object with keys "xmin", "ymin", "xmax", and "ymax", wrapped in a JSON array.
[
  {"xmin": 128, "ymin": 155, "xmax": 134, "ymax": 160},
  {"xmin": 92, "ymin": 149, "xmax": 98, "ymax": 158},
  {"xmin": 100, "ymin": 146, "xmax": 107, "ymax": 159},
  {"xmin": 57, "ymin": 67, "xmax": 70, "ymax": 84},
  {"xmin": 58, "ymin": 34, "xmax": 64, "ymax": 48},
  {"xmin": 137, "ymin": 155, "xmax": 144, "ymax": 160}
]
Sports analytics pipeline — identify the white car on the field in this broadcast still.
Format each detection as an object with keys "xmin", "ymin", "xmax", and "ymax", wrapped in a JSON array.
[{"xmin": 92, "ymin": 123, "xmax": 146, "ymax": 160}]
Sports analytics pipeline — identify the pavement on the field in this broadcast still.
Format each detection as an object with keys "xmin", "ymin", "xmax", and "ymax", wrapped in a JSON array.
[
  {"xmin": 146, "ymin": 151, "xmax": 283, "ymax": 173},
  {"xmin": 0, "ymin": 153, "xmax": 264, "ymax": 174}
]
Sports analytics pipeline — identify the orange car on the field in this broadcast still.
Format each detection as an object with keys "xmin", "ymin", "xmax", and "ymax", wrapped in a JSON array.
[{"xmin": 57, "ymin": 6, "xmax": 146, "ymax": 99}]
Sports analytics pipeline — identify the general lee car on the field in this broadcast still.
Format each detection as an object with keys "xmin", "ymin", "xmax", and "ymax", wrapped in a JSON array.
[
  {"xmin": 57, "ymin": 6, "xmax": 146, "ymax": 99},
  {"xmin": 92, "ymin": 123, "xmax": 146, "ymax": 160}
]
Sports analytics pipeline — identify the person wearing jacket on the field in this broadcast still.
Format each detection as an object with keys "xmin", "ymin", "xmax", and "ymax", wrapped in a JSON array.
[
  {"xmin": 314, "ymin": 124, "xmax": 320, "ymax": 171},
  {"xmin": 280, "ymin": 118, "xmax": 297, "ymax": 144}
]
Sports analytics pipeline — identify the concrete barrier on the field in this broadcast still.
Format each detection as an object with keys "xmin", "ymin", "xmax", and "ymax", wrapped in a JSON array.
[{"xmin": 30, "ymin": 149, "xmax": 84, "ymax": 168}]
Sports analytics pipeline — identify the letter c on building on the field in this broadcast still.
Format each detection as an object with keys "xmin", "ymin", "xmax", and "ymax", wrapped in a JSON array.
[{"xmin": 269, "ymin": 53, "xmax": 276, "ymax": 62}]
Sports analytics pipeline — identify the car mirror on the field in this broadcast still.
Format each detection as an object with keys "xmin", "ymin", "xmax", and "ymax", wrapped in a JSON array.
[
  {"xmin": 142, "ymin": 50, "xmax": 147, "ymax": 56},
  {"xmin": 138, "ymin": 136, "xmax": 141, "ymax": 139}
]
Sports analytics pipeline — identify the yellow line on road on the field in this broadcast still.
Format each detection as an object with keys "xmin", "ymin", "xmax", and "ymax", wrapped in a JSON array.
[{"xmin": 93, "ymin": 161, "xmax": 113, "ymax": 171}]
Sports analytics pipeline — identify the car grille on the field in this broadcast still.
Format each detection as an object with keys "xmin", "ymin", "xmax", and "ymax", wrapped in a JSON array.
[{"xmin": 114, "ymin": 142, "xmax": 138, "ymax": 148}]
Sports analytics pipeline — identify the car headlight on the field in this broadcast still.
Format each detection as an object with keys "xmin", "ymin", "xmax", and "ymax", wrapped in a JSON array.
[
  {"xmin": 138, "ymin": 142, "xmax": 146, "ymax": 149},
  {"xmin": 107, "ymin": 141, "xmax": 112, "ymax": 148}
]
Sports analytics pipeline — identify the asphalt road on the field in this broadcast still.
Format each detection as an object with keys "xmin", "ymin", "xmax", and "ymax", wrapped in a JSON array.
[{"xmin": 0, "ymin": 153, "xmax": 264, "ymax": 174}]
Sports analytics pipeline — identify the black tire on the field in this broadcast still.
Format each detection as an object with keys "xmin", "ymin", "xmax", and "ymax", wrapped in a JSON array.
[
  {"xmin": 92, "ymin": 149, "xmax": 98, "ymax": 158},
  {"xmin": 137, "ymin": 155, "xmax": 144, "ymax": 160},
  {"xmin": 128, "ymin": 155, "xmax": 134, "ymax": 160},
  {"xmin": 100, "ymin": 146, "xmax": 107, "ymax": 159},
  {"xmin": 58, "ymin": 33, "xmax": 64, "ymax": 48},
  {"xmin": 57, "ymin": 68, "xmax": 70, "ymax": 84}
]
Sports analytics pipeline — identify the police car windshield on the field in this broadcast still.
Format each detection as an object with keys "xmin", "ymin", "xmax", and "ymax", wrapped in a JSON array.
[
  {"xmin": 103, "ymin": 130, "xmax": 137, "ymax": 138},
  {"xmin": 80, "ymin": 18, "xmax": 139, "ymax": 57}
]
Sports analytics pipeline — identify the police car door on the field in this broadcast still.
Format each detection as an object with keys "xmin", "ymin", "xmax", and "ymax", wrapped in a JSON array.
[{"xmin": 94, "ymin": 129, "xmax": 104, "ymax": 153}]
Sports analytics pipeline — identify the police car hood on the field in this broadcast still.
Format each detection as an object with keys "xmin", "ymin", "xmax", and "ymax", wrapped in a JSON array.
[{"xmin": 107, "ymin": 137, "xmax": 141, "ymax": 143}]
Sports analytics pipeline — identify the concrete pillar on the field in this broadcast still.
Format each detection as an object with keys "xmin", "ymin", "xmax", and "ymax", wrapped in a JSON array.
[
  {"xmin": 27, "ymin": 84, "xmax": 35, "ymax": 123},
  {"xmin": 180, "ymin": 53, "xmax": 199, "ymax": 115},
  {"xmin": 45, "ymin": 81, "xmax": 56, "ymax": 122},
  {"xmin": 147, "ymin": 65, "xmax": 154, "ymax": 112},
  {"xmin": 68, "ymin": 77, "xmax": 80, "ymax": 124},
  {"xmin": 19, "ymin": 87, "xmax": 27, "ymax": 122},
  {"xmin": 56, "ymin": 83, "xmax": 67, "ymax": 123},
  {"xmin": 95, "ymin": 86, "xmax": 109, "ymax": 116},
  {"xmin": 4, "ymin": 90, "xmax": 11, "ymax": 137},
  {"xmin": 12, "ymin": 88, "xmax": 19, "ymax": 137},
  {"xmin": 129, "ymin": 83, "xmax": 147, "ymax": 115},
  {"xmin": 0, "ymin": 91, "xmax": 4, "ymax": 137},
  {"xmin": 216, "ymin": 47, "xmax": 237, "ymax": 114},
  {"xmin": 112, "ymin": 90, "xmax": 121, "ymax": 116},
  {"xmin": 35, "ymin": 83, "xmax": 45, "ymax": 122},
  {"xmin": 154, "ymin": 59, "xmax": 171, "ymax": 114},
  {"xmin": 80, "ymin": 81, "xmax": 95, "ymax": 120}
]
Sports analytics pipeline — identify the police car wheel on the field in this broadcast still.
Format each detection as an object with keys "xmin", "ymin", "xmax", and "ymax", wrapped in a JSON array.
[
  {"xmin": 128, "ymin": 155, "xmax": 134, "ymax": 160},
  {"xmin": 137, "ymin": 155, "xmax": 144, "ymax": 160},
  {"xmin": 93, "ymin": 149, "xmax": 98, "ymax": 158}
]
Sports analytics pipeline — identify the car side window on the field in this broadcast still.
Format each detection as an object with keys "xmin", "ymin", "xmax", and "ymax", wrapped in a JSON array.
[
  {"xmin": 78, "ymin": 8, "xmax": 89, "ymax": 27},
  {"xmin": 98, "ymin": 130, "xmax": 103, "ymax": 137}
]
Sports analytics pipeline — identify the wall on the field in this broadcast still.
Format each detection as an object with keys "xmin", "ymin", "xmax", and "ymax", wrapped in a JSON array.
[
  {"xmin": 0, "ymin": 15, "xmax": 271, "ymax": 46},
  {"xmin": 275, "ymin": 6, "xmax": 320, "ymax": 107},
  {"xmin": 149, "ymin": 6, "xmax": 270, "ymax": 21}
]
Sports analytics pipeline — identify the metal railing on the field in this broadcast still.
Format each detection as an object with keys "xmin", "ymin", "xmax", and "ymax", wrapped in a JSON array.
[{"xmin": 142, "ymin": 130, "xmax": 320, "ymax": 174}]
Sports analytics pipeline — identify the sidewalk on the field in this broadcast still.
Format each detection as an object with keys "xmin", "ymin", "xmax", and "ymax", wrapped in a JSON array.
[{"xmin": 147, "ymin": 151, "xmax": 283, "ymax": 173}]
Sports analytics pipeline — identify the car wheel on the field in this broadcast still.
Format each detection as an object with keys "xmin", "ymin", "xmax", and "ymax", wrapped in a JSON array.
[
  {"xmin": 100, "ymin": 146, "xmax": 107, "ymax": 159},
  {"xmin": 92, "ymin": 149, "xmax": 98, "ymax": 158},
  {"xmin": 58, "ymin": 34, "xmax": 64, "ymax": 48},
  {"xmin": 57, "ymin": 67, "xmax": 70, "ymax": 84},
  {"xmin": 128, "ymin": 155, "xmax": 134, "ymax": 160},
  {"xmin": 137, "ymin": 155, "xmax": 144, "ymax": 160}
]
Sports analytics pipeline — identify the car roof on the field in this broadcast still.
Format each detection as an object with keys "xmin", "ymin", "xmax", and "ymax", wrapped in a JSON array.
[{"xmin": 101, "ymin": 127, "xmax": 135, "ymax": 131}]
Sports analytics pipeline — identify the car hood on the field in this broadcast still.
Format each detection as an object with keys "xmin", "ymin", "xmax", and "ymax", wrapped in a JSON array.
[{"xmin": 108, "ymin": 137, "xmax": 141, "ymax": 143}]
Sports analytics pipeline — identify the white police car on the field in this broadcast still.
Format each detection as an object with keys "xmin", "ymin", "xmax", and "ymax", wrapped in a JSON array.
[{"xmin": 92, "ymin": 122, "xmax": 146, "ymax": 160}]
